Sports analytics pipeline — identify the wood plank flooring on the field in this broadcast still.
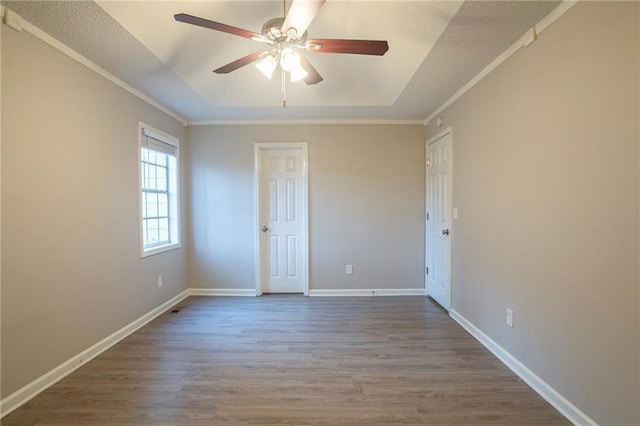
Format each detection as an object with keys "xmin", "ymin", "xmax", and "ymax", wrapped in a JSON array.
[{"xmin": 3, "ymin": 296, "xmax": 569, "ymax": 425}]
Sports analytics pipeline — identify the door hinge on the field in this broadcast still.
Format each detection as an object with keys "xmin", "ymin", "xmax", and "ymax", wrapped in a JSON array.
[
  {"xmin": 426, "ymin": 267, "xmax": 429, "ymax": 275},
  {"xmin": 426, "ymin": 158, "xmax": 431, "ymax": 167},
  {"xmin": 426, "ymin": 212, "xmax": 429, "ymax": 220}
]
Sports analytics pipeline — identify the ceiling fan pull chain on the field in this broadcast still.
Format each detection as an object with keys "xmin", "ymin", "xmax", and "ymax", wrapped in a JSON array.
[{"xmin": 282, "ymin": 69, "xmax": 287, "ymax": 108}]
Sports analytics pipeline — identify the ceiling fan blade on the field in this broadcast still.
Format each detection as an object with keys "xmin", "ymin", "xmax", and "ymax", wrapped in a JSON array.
[
  {"xmin": 214, "ymin": 51, "xmax": 270, "ymax": 74},
  {"xmin": 282, "ymin": 0, "xmax": 326, "ymax": 38},
  {"xmin": 175, "ymin": 13, "xmax": 265, "ymax": 41},
  {"xmin": 299, "ymin": 55, "xmax": 323, "ymax": 85},
  {"xmin": 306, "ymin": 39, "xmax": 389, "ymax": 56}
]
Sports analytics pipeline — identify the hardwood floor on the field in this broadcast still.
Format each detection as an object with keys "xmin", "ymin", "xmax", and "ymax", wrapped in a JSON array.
[{"xmin": 3, "ymin": 296, "xmax": 569, "ymax": 425}]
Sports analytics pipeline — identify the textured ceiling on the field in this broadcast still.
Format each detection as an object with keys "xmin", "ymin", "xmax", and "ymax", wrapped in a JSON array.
[{"xmin": 3, "ymin": 1, "xmax": 561, "ymax": 122}]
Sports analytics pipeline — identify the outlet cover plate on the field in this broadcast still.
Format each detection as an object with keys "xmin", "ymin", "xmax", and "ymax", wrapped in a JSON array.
[{"xmin": 506, "ymin": 308, "xmax": 514, "ymax": 327}]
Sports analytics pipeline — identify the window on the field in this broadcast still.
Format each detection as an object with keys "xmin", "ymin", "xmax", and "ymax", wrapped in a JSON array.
[{"xmin": 139, "ymin": 123, "xmax": 180, "ymax": 257}]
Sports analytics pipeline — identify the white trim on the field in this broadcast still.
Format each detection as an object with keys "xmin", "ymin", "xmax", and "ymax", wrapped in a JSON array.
[
  {"xmin": 449, "ymin": 309, "xmax": 597, "ymax": 426},
  {"xmin": 140, "ymin": 242, "xmax": 181, "ymax": 258},
  {"xmin": 535, "ymin": 0, "xmax": 579, "ymax": 34},
  {"xmin": 254, "ymin": 143, "xmax": 310, "ymax": 296},
  {"xmin": 423, "ymin": 0, "xmax": 579, "ymax": 126},
  {"xmin": 0, "ymin": 10, "xmax": 3, "ymax": 418},
  {"xmin": 254, "ymin": 146, "xmax": 262, "ymax": 297},
  {"xmin": 140, "ymin": 124, "xmax": 179, "ymax": 148},
  {"xmin": 425, "ymin": 127, "xmax": 454, "ymax": 311},
  {"xmin": 309, "ymin": 289, "xmax": 426, "ymax": 297},
  {"xmin": 189, "ymin": 119, "xmax": 424, "ymax": 126},
  {"xmin": 17, "ymin": 17, "xmax": 187, "ymax": 127},
  {"xmin": 138, "ymin": 122, "xmax": 182, "ymax": 259},
  {"xmin": 0, "ymin": 291, "xmax": 189, "ymax": 419},
  {"xmin": 426, "ymin": 127, "xmax": 453, "ymax": 147},
  {"xmin": 188, "ymin": 288, "xmax": 257, "ymax": 297}
]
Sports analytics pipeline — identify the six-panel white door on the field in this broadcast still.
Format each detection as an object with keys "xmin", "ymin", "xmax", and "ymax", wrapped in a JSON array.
[
  {"xmin": 259, "ymin": 148, "xmax": 306, "ymax": 293},
  {"xmin": 426, "ymin": 131, "xmax": 452, "ymax": 310}
]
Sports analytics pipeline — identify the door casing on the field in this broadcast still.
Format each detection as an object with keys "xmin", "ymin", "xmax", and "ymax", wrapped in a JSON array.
[
  {"xmin": 254, "ymin": 143, "xmax": 309, "ymax": 296},
  {"xmin": 425, "ymin": 127, "xmax": 453, "ymax": 310}
]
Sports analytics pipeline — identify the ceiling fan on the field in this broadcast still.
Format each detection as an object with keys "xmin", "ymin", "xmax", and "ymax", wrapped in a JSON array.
[{"xmin": 174, "ymin": 0, "xmax": 389, "ymax": 94}]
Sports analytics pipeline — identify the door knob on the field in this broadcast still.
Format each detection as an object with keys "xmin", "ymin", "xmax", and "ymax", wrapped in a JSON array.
[
  {"xmin": 442, "ymin": 229, "xmax": 450, "ymax": 236},
  {"xmin": 262, "ymin": 225, "xmax": 269, "ymax": 232}
]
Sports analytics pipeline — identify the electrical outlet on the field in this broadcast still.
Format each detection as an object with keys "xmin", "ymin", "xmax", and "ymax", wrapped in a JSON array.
[
  {"xmin": 345, "ymin": 265, "xmax": 353, "ymax": 275},
  {"xmin": 506, "ymin": 308, "xmax": 514, "ymax": 328},
  {"xmin": 157, "ymin": 276, "xmax": 163, "ymax": 288}
]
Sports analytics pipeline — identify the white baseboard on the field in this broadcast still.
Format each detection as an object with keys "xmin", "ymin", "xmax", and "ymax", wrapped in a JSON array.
[
  {"xmin": 449, "ymin": 309, "xmax": 596, "ymax": 426},
  {"xmin": 0, "ymin": 290, "xmax": 189, "ymax": 419},
  {"xmin": 188, "ymin": 288, "xmax": 257, "ymax": 296},
  {"xmin": 187, "ymin": 288, "xmax": 425, "ymax": 297},
  {"xmin": 309, "ymin": 288, "xmax": 425, "ymax": 297}
]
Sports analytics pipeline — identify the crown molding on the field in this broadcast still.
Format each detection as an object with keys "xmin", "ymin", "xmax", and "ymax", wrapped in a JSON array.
[
  {"xmin": 14, "ymin": 15, "xmax": 188, "ymax": 127},
  {"xmin": 424, "ymin": 0, "xmax": 579, "ymax": 126}
]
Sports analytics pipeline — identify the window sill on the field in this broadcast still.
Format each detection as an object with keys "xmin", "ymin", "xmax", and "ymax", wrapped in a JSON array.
[{"xmin": 140, "ymin": 242, "xmax": 181, "ymax": 258}]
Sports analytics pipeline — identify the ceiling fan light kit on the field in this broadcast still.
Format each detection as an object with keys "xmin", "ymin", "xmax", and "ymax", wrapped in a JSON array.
[
  {"xmin": 279, "ymin": 46, "xmax": 301, "ymax": 72},
  {"xmin": 174, "ymin": 0, "xmax": 388, "ymax": 105},
  {"xmin": 255, "ymin": 54, "xmax": 278, "ymax": 79},
  {"xmin": 289, "ymin": 65, "xmax": 309, "ymax": 83}
]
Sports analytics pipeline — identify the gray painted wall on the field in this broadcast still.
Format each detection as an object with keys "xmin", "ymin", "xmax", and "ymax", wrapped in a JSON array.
[
  {"xmin": 187, "ymin": 124, "xmax": 425, "ymax": 292},
  {"xmin": 2, "ymin": 1, "xmax": 639, "ymax": 424},
  {"xmin": 425, "ymin": 2, "xmax": 639, "ymax": 424},
  {"xmin": 1, "ymin": 28, "xmax": 188, "ymax": 397}
]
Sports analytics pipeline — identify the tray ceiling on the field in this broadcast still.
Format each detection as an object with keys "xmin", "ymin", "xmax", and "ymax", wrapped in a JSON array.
[{"xmin": 3, "ymin": 1, "xmax": 561, "ymax": 122}]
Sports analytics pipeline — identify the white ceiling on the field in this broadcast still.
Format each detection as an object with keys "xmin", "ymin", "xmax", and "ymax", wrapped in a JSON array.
[{"xmin": 4, "ymin": 1, "xmax": 561, "ymax": 122}]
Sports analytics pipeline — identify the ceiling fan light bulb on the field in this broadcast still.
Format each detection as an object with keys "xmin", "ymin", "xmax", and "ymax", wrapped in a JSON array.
[
  {"xmin": 280, "ymin": 47, "xmax": 301, "ymax": 72},
  {"xmin": 286, "ymin": 28, "xmax": 298, "ymax": 40},
  {"xmin": 255, "ymin": 54, "xmax": 278, "ymax": 79},
  {"xmin": 290, "ymin": 65, "xmax": 308, "ymax": 82}
]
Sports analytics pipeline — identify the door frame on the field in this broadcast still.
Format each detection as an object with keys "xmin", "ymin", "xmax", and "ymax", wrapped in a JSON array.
[
  {"xmin": 425, "ymin": 127, "xmax": 453, "ymax": 309},
  {"xmin": 254, "ymin": 143, "xmax": 309, "ymax": 296}
]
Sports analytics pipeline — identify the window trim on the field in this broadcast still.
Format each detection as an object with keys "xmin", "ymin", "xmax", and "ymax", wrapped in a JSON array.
[{"xmin": 138, "ymin": 122, "xmax": 181, "ymax": 258}]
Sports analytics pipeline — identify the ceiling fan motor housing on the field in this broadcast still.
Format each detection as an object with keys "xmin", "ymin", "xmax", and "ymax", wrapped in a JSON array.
[{"xmin": 261, "ymin": 17, "xmax": 308, "ymax": 44}]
